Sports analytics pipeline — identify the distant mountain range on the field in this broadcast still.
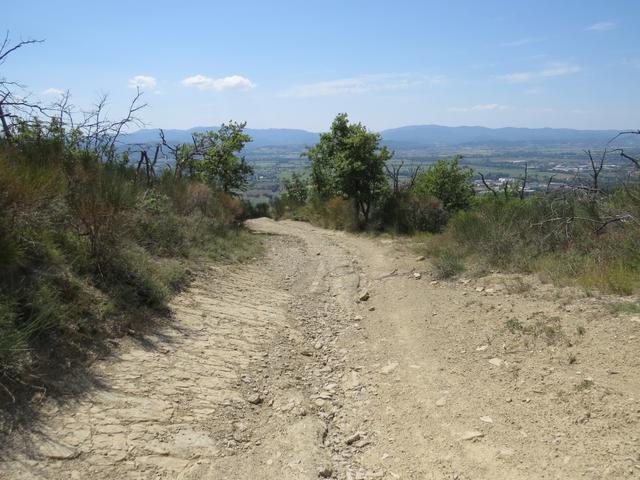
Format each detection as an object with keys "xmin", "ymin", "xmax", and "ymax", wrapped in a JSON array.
[
  {"xmin": 123, "ymin": 127, "xmax": 320, "ymax": 150},
  {"xmin": 123, "ymin": 125, "xmax": 639, "ymax": 150}
]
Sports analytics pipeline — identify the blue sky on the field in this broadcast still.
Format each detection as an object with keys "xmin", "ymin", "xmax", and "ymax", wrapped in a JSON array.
[{"xmin": 5, "ymin": 0, "xmax": 640, "ymax": 131}]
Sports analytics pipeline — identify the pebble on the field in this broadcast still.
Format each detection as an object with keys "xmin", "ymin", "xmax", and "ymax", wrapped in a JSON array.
[
  {"xmin": 488, "ymin": 358, "xmax": 504, "ymax": 367},
  {"xmin": 358, "ymin": 290, "xmax": 370, "ymax": 301},
  {"xmin": 435, "ymin": 397, "xmax": 447, "ymax": 407},
  {"xmin": 379, "ymin": 362, "xmax": 399, "ymax": 375},
  {"xmin": 318, "ymin": 465, "xmax": 333, "ymax": 478},
  {"xmin": 413, "ymin": 272, "xmax": 422, "ymax": 279},
  {"xmin": 479, "ymin": 416, "xmax": 493, "ymax": 423},
  {"xmin": 460, "ymin": 430, "xmax": 484, "ymax": 441},
  {"xmin": 346, "ymin": 432, "xmax": 362, "ymax": 445},
  {"xmin": 247, "ymin": 393, "xmax": 263, "ymax": 405}
]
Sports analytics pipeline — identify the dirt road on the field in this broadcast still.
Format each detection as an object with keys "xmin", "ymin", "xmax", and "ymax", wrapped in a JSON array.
[{"xmin": 2, "ymin": 218, "xmax": 639, "ymax": 479}]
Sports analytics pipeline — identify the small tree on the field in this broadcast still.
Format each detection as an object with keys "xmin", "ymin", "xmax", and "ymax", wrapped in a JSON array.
[
  {"xmin": 195, "ymin": 121, "xmax": 253, "ymax": 193},
  {"xmin": 412, "ymin": 156, "xmax": 475, "ymax": 213},
  {"xmin": 162, "ymin": 121, "xmax": 254, "ymax": 193},
  {"xmin": 304, "ymin": 113, "xmax": 391, "ymax": 225},
  {"xmin": 281, "ymin": 171, "xmax": 309, "ymax": 205}
]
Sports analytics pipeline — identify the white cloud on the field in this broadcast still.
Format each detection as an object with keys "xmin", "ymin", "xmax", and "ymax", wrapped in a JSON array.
[
  {"xmin": 181, "ymin": 74, "xmax": 255, "ymax": 91},
  {"xmin": 498, "ymin": 63, "xmax": 582, "ymax": 83},
  {"xmin": 586, "ymin": 21, "xmax": 617, "ymax": 32},
  {"xmin": 524, "ymin": 86, "xmax": 544, "ymax": 95},
  {"xmin": 282, "ymin": 73, "xmax": 446, "ymax": 98},
  {"xmin": 499, "ymin": 37, "xmax": 544, "ymax": 47},
  {"xmin": 448, "ymin": 104, "xmax": 509, "ymax": 112},
  {"xmin": 41, "ymin": 87, "xmax": 65, "ymax": 97},
  {"xmin": 128, "ymin": 75, "xmax": 157, "ymax": 90}
]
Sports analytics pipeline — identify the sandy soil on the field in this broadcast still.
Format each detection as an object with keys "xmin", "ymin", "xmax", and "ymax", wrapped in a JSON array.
[{"xmin": 1, "ymin": 218, "xmax": 639, "ymax": 479}]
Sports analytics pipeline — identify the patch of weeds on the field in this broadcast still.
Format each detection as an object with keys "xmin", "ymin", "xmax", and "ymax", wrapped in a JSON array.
[
  {"xmin": 196, "ymin": 228, "xmax": 263, "ymax": 263},
  {"xmin": 431, "ymin": 248, "xmax": 464, "ymax": 279},
  {"xmin": 507, "ymin": 312, "xmax": 568, "ymax": 346},
  {"xmin": 530, "ymin": 314, "xmax": 565, "ymax": 346},
  {"xmin": 576, "ymin": 325, "xmax": 586, "ymax": 336},
  {"xmin": 568, "ymin": 353, "xmax": 577, "ymax": 365},
  {"xmin": 505, "ymin": 318, "xmax": 524, "ymax": 333},
  {"xmin": 576, "ymin": 378, "xmax": 594, "ymax": 391},
  {"xmin": 609, "ymin": 301, "xmax": 640, "ymax": 315}
]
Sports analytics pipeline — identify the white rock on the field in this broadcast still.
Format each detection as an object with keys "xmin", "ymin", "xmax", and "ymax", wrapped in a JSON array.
[
  {"xmin": 413, "ymin": 272, "xmax": 422, "ymax": 279},
  {"xmin": 379, "ymin": 362, "xmax": 399, "ymax": 375},
  {"xmin": 460, "ymin": 430, "xmax": 484, "ymax": 441},
  {"xmin": 479, "ymin": 416, "xmax": 493, "ymax": 423},
  {"xmin": 488, "ymin": 358, "xmax": 504, "ymax": 367}
]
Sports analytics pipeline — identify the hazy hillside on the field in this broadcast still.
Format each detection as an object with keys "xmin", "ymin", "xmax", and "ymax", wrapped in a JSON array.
[
  {"xmin": 123, "ymin": 127, "xmax": 320, "ymax": 150},
  {"xmin": 124, "ymin": 125, "xmax": 640, "ymax": 151},
  {"xmin": 379, "ymin": 125, "xmax": 632, "ymax": 148}
]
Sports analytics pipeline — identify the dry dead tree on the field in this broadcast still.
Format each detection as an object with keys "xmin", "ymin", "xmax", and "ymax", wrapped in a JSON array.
[
  {"xmin": 384, "ymin": 160, "xmax": 421, "ymax": 194},
  {"xmin": 479, "ymin": 163, "xmax": 527, "ymax": 199},
  {"xmin": 1, "ymin": 31, "xmax": 147, "ymax": 162},
  {"xmin": 0, "ymin": 32, "xmax": 46, "ymax": 138}
]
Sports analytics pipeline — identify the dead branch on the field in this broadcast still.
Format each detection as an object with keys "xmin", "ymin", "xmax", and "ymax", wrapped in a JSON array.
[
  {"xmin": 384, "ymin": 160, "xmax": 404, "ymax": 194},
  {"xmin": 479, "ymin": 172, "xmax": 498, "ymax": 197},
  {"xmin": 408, "ymin": 165, "xmax": 421, "ymax": 189},
  {"xmin": 0, "ymin": 32, "xmax": 44, "ymax": 65},
  {"xmin": 545, "ymin": 174, "xmax": 556, "ymax": 194},
  {"xmin": 610, "ymin": 148, "xmax": 640, "ymax": 169},
  {"xmin": 519, "ymin": 163, "xmax": 528, "ymax": 200},
  {"xmin": 585, "ymin": 149, "xmax": 605, "ymax": 192}
]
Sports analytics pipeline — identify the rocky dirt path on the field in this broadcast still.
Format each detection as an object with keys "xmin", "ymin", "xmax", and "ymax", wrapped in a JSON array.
[{"xmin": 2, "ymin": 218, "xmax": 639, "ymax": 479}]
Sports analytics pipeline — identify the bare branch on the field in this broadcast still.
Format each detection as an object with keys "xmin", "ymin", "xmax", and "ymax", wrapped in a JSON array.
[
  {"xmin": 545, "ymin": 174, "xmax": 556, "ymax": 194},
  {"xmin": 408, "ymin": 165, "xmax": 421, "ymax": 189},
  {"xmin": 610, "ymin": 148, "xmax": 640, "ymax": 169},
  {"xmin": 0, "ymin": 33, "xmax": 44, "ymax": 65},
  {"xmin": 479, "ymin": 172, "xmax": 498, "ymax": 197},
  {"xmin": 519, "ymin": 163, "xmax": 528, "ymax": 200},
  {"xmin": 606, "ymin": 129, "xmax": 640, "ymax": 147}
]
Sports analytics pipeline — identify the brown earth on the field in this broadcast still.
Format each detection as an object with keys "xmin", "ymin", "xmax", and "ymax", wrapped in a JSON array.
[{"xmin": 1, "ymin": 218, "xmax": 639, "ymax": 479}]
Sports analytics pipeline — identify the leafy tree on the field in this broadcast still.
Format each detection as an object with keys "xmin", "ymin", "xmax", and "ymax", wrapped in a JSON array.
[
  {"xmin": 194, "ymin": 121, "xmax": 254, "ymax": 193},
  {"xmin": 411, "ymin": 156, "xmax": 475, "ymax": 212},
  {"xmin": 167, "ymin": 121, "xmax": 254, "ymax": 193},
  {"xmin": 304, "ymin": 113, "xmax": 392, "ymax": 225},
  {"xmin": 281, "ymin": 171, "xmax": 309, "ymax": 205}
]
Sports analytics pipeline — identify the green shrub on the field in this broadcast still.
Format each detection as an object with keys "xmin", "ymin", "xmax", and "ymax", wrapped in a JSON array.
[
  {"xmin": 415, "ymin": 185, "xmax": 640, "ymax": 294},
  {"xmin": 431, "ymin": 248, "xmax": 465, "ymax": 279},
  {"xmin": 411, "ymin": 156, "xmax": 475, "ymax": 213},
  {"xmin": 0, "ymin": 120, "xmax": 260, "ymax": 405}
]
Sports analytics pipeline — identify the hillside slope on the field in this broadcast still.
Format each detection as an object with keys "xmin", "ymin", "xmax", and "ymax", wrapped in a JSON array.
[{"xmin": 2, "ymin": 219, "xmax": 638, "ymax": 479}]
